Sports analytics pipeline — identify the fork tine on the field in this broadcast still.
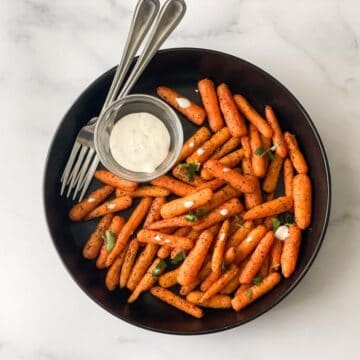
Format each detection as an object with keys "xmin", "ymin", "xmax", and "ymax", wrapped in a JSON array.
[
  {"xmin": 79, "ymin": 156, "xmax": 100, "ymax": 201},
  {"xmin": 72, "ymin": 148, "xmax": 96, "ymax": 200},
  {"xmin": 66, "ymin": 146, "xmax": 88, "ymax": 198},
  {"xmin": 60, "ymin": 142, "xmax": 81, "ymax": 195}
]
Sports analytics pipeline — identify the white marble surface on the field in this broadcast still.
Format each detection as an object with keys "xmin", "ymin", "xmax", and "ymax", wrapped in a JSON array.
[{"xmin": 1, "ymin": 0, "xmax": 359, "ymax": 358}]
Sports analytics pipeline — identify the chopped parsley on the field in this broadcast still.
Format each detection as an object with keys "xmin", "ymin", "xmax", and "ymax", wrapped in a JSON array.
[
  {"xmin": 103, "ymin": 230, "xmax": 116, "ymax": 252},
  {"xmin": 184, "ymin": 208, "xmax": 209, "ymax": 222},
  {"xmin": 152, "ymin": 259, "xmax": 167, "ymax": 277},
  {"xmin": 171, "ymin": 251, "xmax": 186, "ymax": 265},
  {"xmin": 179, "ymin": 162, "xmax": 200, "ymax": 182},
  {"xmin": 254, "ymin": 142, "xmax": 281, "ymax": 161},
  {"xmin": 253, "ymin": 274, "xmax": 263, "ymax": 286}
]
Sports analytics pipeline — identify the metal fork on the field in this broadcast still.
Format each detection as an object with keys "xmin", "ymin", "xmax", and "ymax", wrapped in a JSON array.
[
  {"xmin": 60, "ymin": 0, "xmax": 160, "ymax": 199},
  {"xmin": 61, "ymin": 0, "xmax": 187, "ymax": 201}
]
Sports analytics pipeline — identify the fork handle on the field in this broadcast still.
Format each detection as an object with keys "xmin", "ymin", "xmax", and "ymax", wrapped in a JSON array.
[
  {"xmin": 117, "ymin": 0, "xmax": 186, "ymax": 99},
  {"xmin": 101, "ymin": 0, "xmax": 160, "ymax": 114}
]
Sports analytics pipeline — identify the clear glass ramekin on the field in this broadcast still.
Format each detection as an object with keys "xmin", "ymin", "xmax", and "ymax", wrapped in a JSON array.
[{"xmin": 94, "ymin": 94, "xmax": 183, "ymax": 182}]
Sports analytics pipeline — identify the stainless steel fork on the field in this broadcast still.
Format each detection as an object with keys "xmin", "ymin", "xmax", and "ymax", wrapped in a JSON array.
[{"xmin": 61, "ymin": 0, "xmax": 186, "ymax": 201}]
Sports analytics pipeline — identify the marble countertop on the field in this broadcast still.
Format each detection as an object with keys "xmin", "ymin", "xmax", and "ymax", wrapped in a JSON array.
[{"xmin": 1, "ymin": 0, "xmax": 359, "ymax": 359}]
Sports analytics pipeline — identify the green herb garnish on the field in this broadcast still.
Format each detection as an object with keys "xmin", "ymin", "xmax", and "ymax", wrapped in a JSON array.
[
  {"xmin": 184, "ymin": 208, "xmax": 209, "ymax": 222},
  {"xmin": 253, "ymin": 274, "xmax": 263, "ymax": 286},
  {"xmin": 152, "ymin": 259, "xmax": 167, "ymax": 277},
  {"xmin": 278, "ymin": 212, "xmax": 295, "ymax": 226},
  {"xmin": 254, "ymin": 142, "xmax": 281, "ymax": 161},
  {"xmin": 271, "ymin": 217, "xmax": 281, "ymax": 232},
  {"xmin": 103, "ymin": 230, "xmax": 116, "ymax": 252},
  {"xmin": 234, "ymin": 214, "xmax": 244, "ymax": 228},
  {"xmin": 179, "ymin": 162, "xmax": 200, "ymax": 182},
  {"xmin": 195, "ymin": 208, "xmax": 209, "ymax": 216},
  {"xmin": 245, "ymin": 288, "xmax": 253, "ymax": 298},
  {"xmin": 171, "ymin": 251, "xmax": 186, "ymax": 265}
]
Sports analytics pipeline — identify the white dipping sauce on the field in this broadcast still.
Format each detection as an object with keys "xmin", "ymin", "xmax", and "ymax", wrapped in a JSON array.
[{"xmin": 109, "ymin": 112, "xmax": 170, "ymax": 173}]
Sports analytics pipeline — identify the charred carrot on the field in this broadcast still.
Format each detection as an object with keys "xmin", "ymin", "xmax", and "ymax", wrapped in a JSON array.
[
  {"xmin": 94, "ymin": 170, "xmax": 138, "ymax": 192},
  {"xmin": 284, "ymin": 132, "xmax": 308, "ymax": 174},
  {"xmin": 187, "ymin": 291, "xmax": 232, "ymax": 308},
  {"xmin": 293, "ymin": 174, "xmax": 312, "ymax": 229},
  {"xmin": 281, "ymin": 225, "xmax": 301, "ymax": 277},
  {"xmin": 151, "ymin": 176, "xmax": 195, "ymax": 197},
  {"xmin": 119, "ymin": 239, "xmax": 139, "ymax": 288},
  {"xmin": 84, "ymin": 196, "xmax": 132, "ymax": 220},
  {"xmin": 137, "ymin": 229, "xmax": 193, "ymax": 250}
]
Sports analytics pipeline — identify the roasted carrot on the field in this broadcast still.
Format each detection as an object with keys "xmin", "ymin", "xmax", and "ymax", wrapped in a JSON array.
[
  {"xmin": 200, "ymin": 269, "xmax": 222, "ymax": 291},
  {"xmin": 137, "ymin": 229, "xmax": 193, "ymax": 250},
  {"xmin": 96, "ymin": 216, "xmax": 125, "ymax": 269},
  {"xmin": 157, "ymin": 245, "xmax": 172, "ymax": 259},
  {"xmin": 217, "ymin": 83, "xmax": 247, "ymax": 137},
  {"xmin": 94, "ymin": 170, "xmax": 138, "ymax": 192},
  {"xmin": 147, "ymin": 216, "xmax": 200, "ymax": 230},
  {"xmin": 259, "ymin": 254, "xmax": 270, "ymax": 279},
  {"xmin": 172, "ymin": 164, "xmax": 205, "ymax": 186},
  {"xmin": 203, "ymin": 185, "xmax": 241, "ymax": 212},
  {"xmin": 84, "ymin": 196, "xmax": 132, "ymax": 220},
  {"xmin": 195, "ymin": 178, "xmax": 225, "ymax": 192},
  {"xmin": 281, "ymin": 225, "xmax": 301, "ymax": 277},
  {"xmin": 177, "ymin": 127, "xmax": 211, "ymax": 163},
  {"xmin": 186, "ymin": 127, "xmax": 231, "ymax": 165},
  {"xmin": 284, "ymin": 132, "xmax": 308, "ymax": 174},
  {"xmin": 116, "ymin": 186, "xmax": 170, "ymax": 198},
  {"xmin": 106, "ymin": 197, "xmax": 152, "ymax": 266},
  {"xmin": 234, "ymin": 94, "xmax": 273, "ymax": 138},
  {"xmin": 83, "ymin": 214, "xmax": 114, "ymax": 260},
  {"xmin": 157, "ymin": 86, "xmax": 206, "ymax": 126},
  {"xmin": 243, "ymin": 196, "xmax": 293, "ymax": 220},
  {"xmin": 160, "ymin": 188, "xmax": 213, "ymax": 219},
  {"xmin": 293, "ymin": 174, "xmax": 312, "ymax": 229},
  {"xmin": 150, "ymin": 286, "xmax": 204, "ymax": 318},
  {"xmin": 220, "ymin": 268, "xmax": 241, "ymax": 294},
  {"xmin": 151, "ymin": 176, "xmax": 194, "ymax": 197},
  {"xmin": 177, "ymin": 229, "xmax": 214, "ymax": 286},
  {"xmin": 69, "ymin": 185, "xmax": 114, "ymax": 221},
  {"xmin": 203, "ymin": 160, "xmax": 257, "ymax": 193},
  {"xmin": 241, "ymin": 136, "xmax": 252, "ymax": 159},
  {"xmin": 187, "ymin": 291, "xmax": 231, "ymax": 308},
  {"xmin": 250, "ymin": 124, "xmax": 267, "ymax": 178},
  {"xmin": 262, "ymin": 154, "xmax": 283, "ymax": 193},
  {"xmin": 228, "ymin": 220, "xmax": 254, "ymax": 248},
  {"xmin": 159, "ymin": 268, "xmax": 180, "ymax": 288},
  {"xmin": 198, "ymin": 78, "xmax": 224, "ymax": 132},
  {"xmin": 224, "ymin": 246, "xmax": 236, "ymax": 264},
  {"xmin": 105, "ymin": 249, "xmax": 126, "ymax": 291},
  {"xmin": 241, "ymin": 158, "xmax": 262, "ymax": 209},
  {"xmin": 193, "ymin": 198, "xmax": 244, "ymax": 232},
  {"xmin": 211, "ymin": 137, "xmax": 242, "ymax": 160},
  {"xmin": 232, "ymin": 272, "xmax": 281, "ymax": 311},
  {"xmin": 283, "ymin": 158, "xmax": 294, "ymax": 198},
  {"xmin": 211, "ymin": 220, "xmax": 230, "ymax": 272},
  {"xmin": 234, "ymin": 283, "xmax": 251, "ymax": 298},
  {"xmin": 119, "ymin": 239, "xmax": 139, "ymax": 288},
  {"xmin": 270, "ymin": 239, "xmax": 283, "ymax": 272},
  {"xmin": 265, "ymin": 105, "xmax": 287, "ymax": 158}
]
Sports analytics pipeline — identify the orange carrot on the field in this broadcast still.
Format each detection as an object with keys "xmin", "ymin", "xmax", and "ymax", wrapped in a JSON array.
[
  {"xmin": 172, "ymin": 164, "xmax": 205, "ymax": 186},
  {"xmin": 195, "ymin": 178, "xmax": 225, "ymax": 192},
  {"xmin": 284, "ymin": 132, "xmax": 308, "ymax": 174},
  {"xmin": 283, "ymin": 158, "xmax": 294, "ymax": 198},
  {"xmin": 147, "ymin": 216, "xmax": 200, "ymax": 230},
  {"xmin": 203, "ymin": 160, "xmax": 257, "ymax": 193},
  {"xmin": 243, "ymin": 196, "xmax": 293, "ymax": 220},
  {"xmin": 198, "ymin": 78, "xmax": 224, "ymax": 132},
  {"xmin": 186, "ymin": 291, "xmax": 231, "ymax": 308},
  {"xmin": 241, "ymin": 158, "xmax": 262, "ymax": 209},
  {"xmin": 160, "ymin": 188, "xmax": 213, "ymax": 219},
  {"xmin": 137, "ymin": 229, "xmax": 193, "ymax": 250},
  {"xmin": 259, "ymin": 254, "xmax": 270, "ymax": 279},
  {"xmin": 142, "ymin": 197, "xmax": 164, "ymax": 228},
  {"xmin": 119, "ymin": 239, "xmax": 139, "ymax": 288},
  {"xmin": 211, "ymin": 137, "xmax": 242, "ymax": 160},
  {"xmin": 177, "ymin": 127, "xmax": 211, "ymax": 163},
  {"xmin": 281, "ymin": 225, "xmax": 301, "ymax": 277},
  {"xmin": 239, "ymin": 231, "xmax": 275, "ymax": 284},
  {"xmin": 241, "ymin": 136, "xmax": 252, "ymax": 159},
  {"xmin": 193, "ymin": 198, "xmax": 244, "ymax": 232},
  {"xmin": 116, "ymin": 186, "xmax": 170, "ymax": 198},
  {"xmin": 69, "ymin": 185, "xmax": 114, "ymax": 221},
  {"xmin": 159, "ymin": 268, "xmax": 180, "ymax": 288},
  {"xmin": 96, "ymin": 216, "xmax": 125, "ymax": 269},
  {"xmin": 106, "ymin": 197, "xmax": 153, "ymax": 266},
  {"xmin": 293, "ymin": 174, "xmax": 312, "ymax": 229},
  {"xmin": 157, "ymin": 86, "xmax": 206, "ymax": 126},
  {"xmin": 177, "ymin": 229, "xmax": 214, "ymax": 286},
  {"xmin": 249, "ymin": 124, "xmax": 267, "ymax": 178},
  {"xmin": 234, "ymin": 94, "xmax": 273, "ymax": 138},
  {"xmin": 217, "ymin": 83, "xmax": 247, "ymax": 137},
  {"xmin": 83, "ymin": 214, "xmax": 114, "ymax": 260},
  {"xmin": 186, "ymin": 127, "xmax": 231, "ymax": 165},
  {"xmin": 105, "ymin": 249, "xmax": 126, "ymax": 291},
  {"xmin": 211, "ymin": 220, "xmax": 230, "ymax": 272},
  {"xmin": 265, "ymin": 105, "xmax": 287, "ymax": 158},
  {"xmin": 203, "ymin": 185, "xmax": 241, "ymax": 212},
  {"xmin": 94, "ymin": 170, "xmax": 138, "ymax": 192},
  {"xmin": 220, "ymin": 268, "xmax": 241, "ymax": 294},
  {"xmin": 200, "ymin": 269, "xmax": 222, "ymax": 291},
  {"xmin": 270, "ymin": 239, "xmax": 283, "ymax": 272},
  {"xmin": 228, "ymin": 220, "xmax": 254, "ymax": 248},
  {"xmin": 224, "ymin": 246, "xmax": 236, "ymax": 264},
  {"xmin": 150, "ymin": 286, "xmax": 204, "ymax": 318},
  {"xmin": 262, "ymin": 154, "xmax": 283, "ymax": 193},
  {"xmin": 84, "ymin": 196, "xmax": 132, "ymax": 220},
  {"xmin": 151, "ymin": 176, "xmax": 194, "ymax": 197},
  {"xmin": 157, "ymin": 245, "xmax": 172, "ymax": 259}
]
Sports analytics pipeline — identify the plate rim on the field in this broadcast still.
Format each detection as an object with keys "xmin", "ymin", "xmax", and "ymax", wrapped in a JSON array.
[{"xmin": 43, "ymin": 47, "xmax": 332, "ymax": 335}]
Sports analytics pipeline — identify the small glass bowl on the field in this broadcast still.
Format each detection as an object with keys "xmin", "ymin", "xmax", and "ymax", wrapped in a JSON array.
[{"xmin": 94, "ymin": 94, "xmax": 183, "ymax": 182}]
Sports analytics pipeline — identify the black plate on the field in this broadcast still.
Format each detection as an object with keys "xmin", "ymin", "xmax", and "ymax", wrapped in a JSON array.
[{"xmin": 44, "ymin": 48, "xmax": 331, "ymax": 335}]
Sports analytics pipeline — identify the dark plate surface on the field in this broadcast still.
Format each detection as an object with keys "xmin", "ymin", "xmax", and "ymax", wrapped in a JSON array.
[{"xmin": 44, "ymin": 48, "xmax": 331, "ymax": 335}]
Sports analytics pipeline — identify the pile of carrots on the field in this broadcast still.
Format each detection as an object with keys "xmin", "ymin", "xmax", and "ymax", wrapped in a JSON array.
[{"xmin": 69, "ymin": 78, "xmax": 312, "ymax": 318}]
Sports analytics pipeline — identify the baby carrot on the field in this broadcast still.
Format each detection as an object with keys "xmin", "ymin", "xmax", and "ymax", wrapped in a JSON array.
[
  {"xmin": 106, "ymin": 197, "xmax": 153, "ymax": 267},
  {"xmin": 146, "ymin": 216, "xmax": 200, "ymax": 230},
  {"xmin": 151, "ymin": 176, "xmax": 194, "ymax": 197},
  {"xmin": 116, "ymin": 186, "xmax": 170, "ymax": 198},
  {"xmin": 177, "ymin": 127, "xmax": 211, "ymax": 163},
  {"xmin": 200, "ymin": 269, "xmax": 222, "ymax": 292},
  {"xmin": 293, "ymin": 174, "xmax": 312, "ymax": 229},
  {"xmin": 94, "ymin": 170, "xmax": 138, "ymax": 192},
  {"xmin": 157, "ymin": 86, "xmax": 206, "ymax": 126},
  {"xmin": 195, "ymin": 178, "xmax": 225, "ymax": 192},
  {"xmin": 249, "ymin": 124, "xmax": 267, "ymax": 178},
  {"xmin": 119, "ymin": 239, "xmax": 139, "ymax": 288},
  {"xmin": 220, "ymin": 268, "xmax": 241, "ymax": 294},
  {"xmin": 228, "ymin": 220, "xmax": 254, "ymax": 248},
  {"xmin": 160, "ymin": 188, "xmax": 213, "ymax": 219},
  {"xmin": 83, "ymin": 214, "xmax": 114, "ymax": 260},
  {"xmin": 241, "ymin": 136, "xmax": 252, "ymax": 159},
  {"xmin": 203, "ymin": 185, "xmax": 241, "ymax": 212},
  {"xmin": 143, "ymin": 197, "xmax": 165, "ymax": 228},
  {"xmin": 241, "ymin": 158, "xmax": 262, "ymax": 209},
  {"xmin": 105, "ymin": 249, "xmax": 126, "ymax": 291},
  {"xmin": 157, "ymin": 245, "xmax": 172, "ymax": 259},
  {"xmin": 186, "ymin": 291, "xmax": 232, "ymax": 309},
  {"xmin": 211, "ymin": 220, "xmax": 230, "ymax": 272},
  {"xmin": 232, "ymin": 272, "xmax": 281, "ymax": 311},
  {"xmin": 233, "ymin": 94, "xmax": 273, "ymax": 138},
  {"xmin": 217, "ymin": 83, "xmax": 247, "ymax": 137},
  {"xmin": 211, "ymin": 137, "xmax": 242, "ymax": 160},
  {"xmin": 186, "ymin": 127, "xmax": 231, "ymax": 165},
  {"xmin": 281, "ymin": 225, "xmax": 302, "ymax": 277},
  {"xmin": 243, "ymin": 196, "xmax": 293, "ymax": 220},
  {"xmin": 270, "ymin": 239, "xmax": 283, "ymax": 272},
  {"xmin": 284, "ymin": 132, "xmax": 308, "ymax": 174},
  {"xmin": 265, "ymin": 105, "xmax": 287, "ymax": 158},
  {"xmin": 262, "ymin": 154, "xmax": 283, "ymax": 193},
  {"xmin": 259, "ymin": 254, "xmax": 270, "ymax": 279},
  {"xmin": 172, "ymin": 164, "xmax": 205, "ymax": 186},
  {"xmin": 203, "ymin": 160, "xmax": 257, "ymax": 193},
  {"xmin": 69, "ymin": 185, "xmax": 114, "ymax": 221},
  {"xmin": 283, "ymin": 158, "xmax": 294, "ymax": 197},
  {"xmin": 84, "ymin": 195, "xmax": 133, "ymax": 220},
  {"xmin": 150, "ymin": 286, "xmax": 204, "ymax": 318},
  {"xmin": 198, "ymin": 78, "xmax": 224, "ymax": 132},
  {"xmin": 137, "ymin": 229, "xmax": 193, "ymax": 250},
  {"xmin": 158, "ymin": 268, "xmax": 180, "ymax": 288},
  {"xmin": 177, "ymin": 229, "xmax": 214, "ymax": 286}
]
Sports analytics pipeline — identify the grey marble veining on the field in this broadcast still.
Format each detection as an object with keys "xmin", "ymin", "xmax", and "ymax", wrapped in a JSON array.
[{"xmin": 1, "ymin": 0, "xmax": 359, "ymax": 359}]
